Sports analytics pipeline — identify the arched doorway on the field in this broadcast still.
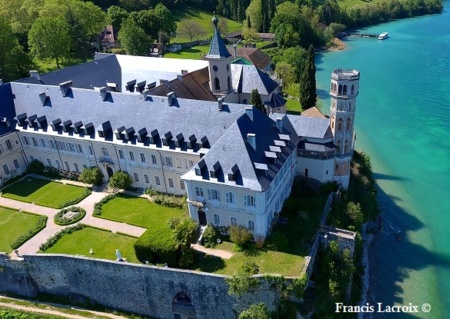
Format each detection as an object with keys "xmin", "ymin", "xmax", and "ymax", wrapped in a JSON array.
[
  {"xmin": 106, "ymin": 166, "xmax": 114, "ymax": 178},
  {"xmin": 172, "ymin": 292, "xmax": 196, "ymax": 319},
  {"xmin": 197, "ymin": 209, "xmax": 207, "ymax": 226}
]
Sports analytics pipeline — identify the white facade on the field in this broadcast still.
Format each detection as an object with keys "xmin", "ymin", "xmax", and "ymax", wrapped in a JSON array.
[{"xmin": 0, "ymin": 132, "xmax": 27, "ymax": 183}]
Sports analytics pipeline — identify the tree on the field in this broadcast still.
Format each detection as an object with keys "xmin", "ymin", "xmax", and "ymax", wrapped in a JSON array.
[
  {"xmin": 229, "ymin": 225, "xmax": 253, "ymax": 247},
  {"xmin": 226, "ymin": 263, "xmax": 260, "ymax": 296},
  {"xmin": 275, "ymin": 62, "xmax": 296, "ymax": 87},
  {"xmin": 28, "ymin": 16, "xmax": 71, "ymax": 68},
  {"xmin": 171, "ymin": 217, "xmax": 198, "ymax": 247},
  {"xmin": 118, "ymin": 18, "xmax": 151, "ymax": 55},
  {"xmin": 246, "ymin": 0, "xmax": 262, "ymax": 33},
  {"xmin": 79, "ymin": 167, "xmax": 104, "ymax": 185},
  {"xmin": 217, "ymin": 18, "xmax": 229, "ymax": 36},
  {"xmin": 299, "ymin": 45, "xmax": 316, "ymax": 110},
  {"xmin": 0, "ymin": 17, "xmax": 32, "ymax": 82},
  {"xmin": 239, "ymin": 303, "xmax": 271, "ymax": 319},
  {"xmin": 108, "ymin": 171, "xmax": 133, "ymax": 192},
  {"xmin": 251, "ymin": 89, "xmax": 265, "ymax": 114},
  {"xmin": 177, "ymin": 20, "xmax": 206, "ymax": 42},
  {"xmin": 107, "ymin": 5, "xmax": 129, "ymax": 30}
]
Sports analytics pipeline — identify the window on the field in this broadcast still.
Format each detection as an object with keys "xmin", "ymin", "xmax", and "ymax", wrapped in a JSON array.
[
  {"xmin": 214, "ymin": 77, "xmax": 220, "ymax": 90},
  {"xmin": 5, "ymin": 140, "xmax": 12, "ymax": 149},
  {"xmin": 168, "ymin": 178, "xmax": 174, "ymax": 188},
  {"xmin": 22, "ymin": 136, "xmax": 29, "ymax": 145},
  {"xmin": 134, "ymin": 173, "xmax": 139, "ymax": 182},
  {"xmin": 47, "ymin": 159, "xmax": 52, "ymax": 167},
  {"xmin": 55, "ymin": 160, "xmax": 61, "ymax": 169},
  {"xmin": 231, "ymin": 217, "xmax": 237, "ymax": 226},
  {"xmin": 74, "ymin": 163, "xmax": 79, "ymax": 172},
  {"xmin": 68, "ymin": 143, "xmax": 75, "ymax": 152},
  {"xmin": 155, "ymin": 176, "xmax": 160, "ymax": 185},
  {"xmin": 118, "ymin": 150, "xmax": 124, "ymax": 159},
  {"xmin": 244, "ymin": 195, "xmax": 255, "ymax": 207},
  {"xmin": 346, "ymin": 117, "xmax": 351, "ymax": 130},
  {"xmin": 77, "ymin": 144, "xmax": 83, "ymax": 153},
  {"xmin": 102, "ymin": 148, "xmax": 109, "ymax": 157},
  {"xmin": 64, "ymin": 161, "xmax": 70, "ymax": 171},
  {"xmin": 248, "ymin": 220, "xmax": 255, "ymax": 231},
  {"xmin": 140, "ymin": 153, "xmax": 146, "ymax": 163},
  {"xmin": 164, "ymin": 156, "xmax": 173, "ymax": 167},
  {"xmin": 13, "ymin": 159, "xmax": 20, "ymax": 169},
  {"xmin": 208, "ymin": 189, "xmax": 220, "ymax": 201},
  {"xmin": 226, "ymin": 192, "xmax": 235, "ymax": 203},
  {"xmin": 151, "ymin": 154, "xmax": 157, "ymax": 164},
  {"xmin": 129, "ymin": 151, "xmax": 135, "ymax": 161},
  {"xmin": 0, "ymin": 144, "xmax": 3, "ymax": 154},
  {"xmin": 195, "ymin": 187, "xmax": 204, "ymax": 197},
  {"xmin": 180, "ymin": 180, "xmax": 185, "ymax": 190},
  {"xmin": 39, "ymin": 139, "xmax": 46, "ymax": 148},
  {"xmin": 189, "ymin": 160, "xmax": 194, "ymax": 168},
  {"xmin": 144, "ymin": 174, "xmax": 149, "ymax": 184},
  {"xmin": 88, "ymin": 145, "xmax": 94, "ymax": 155},
  {"xmin": 32, "ymin": 137, "xmax": 38, "ymax": 146},
  {"xmin": 176, "ymin": 158, "xmax": 182, "ymax": 168},
  {"xmin": 48, "ymin": 140, "xmax": 55, "ymax": 149},
  {"xmin": 3, "ymin": 164, "xmax": 9, "ymax": 175},
  {"xmin": 213, "ymin": 214, "xmax": 220, "ymax": 225}
]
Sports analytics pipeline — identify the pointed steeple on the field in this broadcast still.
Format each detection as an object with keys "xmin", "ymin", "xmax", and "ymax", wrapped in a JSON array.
[{"xmin": 206, "ymin": 16, "xmax": 231, "ymax": 59}]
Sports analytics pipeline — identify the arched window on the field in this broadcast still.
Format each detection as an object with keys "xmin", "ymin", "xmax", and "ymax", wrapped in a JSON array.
[
  {"xmin": 344, "ymin": 139, "xmax": 349, "ymax": 153},
  {"xmin": 338, "ymin": 84, "xmax": 342, "ymax": 95},
  {"xmin": 168, "ymin": 178, "xmax": 174, "ymax": 188},
  {"xmin": 331, "ymin": 115, "xmax": 335, "ymax": 129},
  {"xmin": 351, "ymin": 85, "xmax": 355, "ymax": 94},
  {"xmin": 173, "ymin": 292, "xmax": 195, "ymax": 317},
  {"xmin": 214, "ymin": 77, "xmax": 220, "ymax": 91},
  {"xmin": 343, "ymin": 85, "xmax": 347, "ymax": 95},
  {"xmin": 336, "ymin": 140, "xmax": 342, "ymax": 153},
  {"xmin": 346, "ymin": 117, "xmax": 351, "ymax": 130},
  {"xmin": 338, "ymin": 118, "xmax": 343, "ymax": 130}
]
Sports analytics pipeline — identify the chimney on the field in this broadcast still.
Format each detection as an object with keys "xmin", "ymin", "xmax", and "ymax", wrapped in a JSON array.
[
  {"xmin": 135, "ymin": 81, "xmax": 146, "ymax": 93},
  {"xmin": 181, "ymin": 70, "xmax": 188, "ymax": 76},
  {"xmin": 99, "ymin": 87, "xmax": 108, "ymax": 101},
  {"xmin": 29, "ymin": 70, "xmax": 40, "ymax": 81},
  {"xmin": 167, "ymin": 92, "xmax": 175, "ymax": 106},
  {"xmin": 59, "ymin": 81, "xmax": 72, "ymax": 97},
  {"xmin": 218, "ymin": 97, "xmax": 224, "ymax": 111},
  {"xmin": 245, "ymin": 106, "xmax": 253, "ymax": 121},
  {"xmin": 39, "ymin": 92, "xmax": 47, "ymax": 105},
  {"xmin": 276, "ymin": 117, "xmax": 283, "ymax": 133},
  {"xmin": 247, "ymin": 133, "xmax": 256, "ymax": 151}
]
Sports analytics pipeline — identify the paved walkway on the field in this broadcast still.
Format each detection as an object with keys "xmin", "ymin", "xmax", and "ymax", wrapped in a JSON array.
[
  {"xmin": 191, "ymin": 244, "xmax": 233, "ymax": 259},
  {"xmin": 0, "ymin": 180, "xmax": 146, "ymax": 257}
]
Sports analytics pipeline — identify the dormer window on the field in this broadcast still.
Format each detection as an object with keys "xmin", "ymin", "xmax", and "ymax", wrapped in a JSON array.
[{"xmin": 228, "ymin": 173, "xmax": 235, "ymax": 181}]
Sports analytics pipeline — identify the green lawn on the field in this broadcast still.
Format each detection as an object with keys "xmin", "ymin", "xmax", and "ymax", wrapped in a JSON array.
[
  {"xmin": 97, "ymin": 194, "xmax": 186, "ymax": 229},
  {"xmin": 172, "ymin": 6, "xmax": 242, "ymax": 43},
  {"xmin": 286, "ymin": 98, "xmax": 302, "ymax": 114},
  {"xmin": 164, "ymin": 45, "xmax": 210, "ymax": 59},
  {"xmin": 41, "ymin": 226, "xmax": 139, "ymax": 263},
  {"xmin": 0, "ymin": 207, "xmax": 44, "ymax": 252},
  {"xmin": 191, "ymin": 191, "xmax": 328, "ymax": 277},
  {"xmin": 1, "ymin": 177, "xmax": 89, "ymax": 208}
]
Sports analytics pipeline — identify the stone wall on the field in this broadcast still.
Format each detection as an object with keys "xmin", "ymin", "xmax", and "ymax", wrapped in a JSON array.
[{"xmin": 0, "ymin": 253, "xmax": 276, "ymax": 319}]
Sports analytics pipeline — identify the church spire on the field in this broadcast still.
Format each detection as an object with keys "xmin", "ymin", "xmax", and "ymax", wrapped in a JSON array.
[{"xmin": 206, "ymin": 16, "xmax": 231, "ymax": 59}]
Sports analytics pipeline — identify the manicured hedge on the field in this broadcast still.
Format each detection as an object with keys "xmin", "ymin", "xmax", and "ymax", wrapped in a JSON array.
[
  {"xmin": 54, "ymin": 207, "xmax": 86, "ymax": 226},
  {"xmin": 59, "ymin": 188, "xmax": 91, "ymax": 208},
  {"xmin": 134, "ymin": 226, "xmax": 178, "ymax": 267},
  {"xmin": 40, "ymin": 224, "xmax": 85, "ymax": 251},
  {"xmin": 11, "ymin": 212, "xmax": 47, "ymax": 250},
  {"xmin": 93, "ymin": 194, "xmax": 117, "ymax": 216}
]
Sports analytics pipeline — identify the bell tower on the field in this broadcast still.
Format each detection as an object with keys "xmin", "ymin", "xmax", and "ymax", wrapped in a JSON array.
[
  {"xmin": 205, "ymin": 16, "xmax": 232, "ymax": 97},
  {"xmin": 329, "ymin": 69, "xmax": 360, "ymax": 189}
]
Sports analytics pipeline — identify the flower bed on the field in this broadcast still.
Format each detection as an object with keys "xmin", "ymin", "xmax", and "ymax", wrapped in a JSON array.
[{"xmin": 54, "ymin": 207, "xmax": 86, "ymax": 226}]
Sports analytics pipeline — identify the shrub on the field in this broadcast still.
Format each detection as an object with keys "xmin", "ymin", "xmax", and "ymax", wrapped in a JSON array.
[
  {"xmin": 93, "ymin": 194, "xmax": 116, "ymax": 216},
  {"xmin": 40, "ymin": 224, "xmax": 85, "ymax": 251},
  {"xmin": 42, "ymin": 167, "xmax": 61, "ymax": 179},
  {"xmin": 239, "ymin": 302, "xmax": 271, "ymax": 319},
  {"xmin": 26, "ymin": 159, "xmax": 45, "ymax": 174},
  {"xmin": 241, "ymin": 262, "xmax": 259, "ymax": 275},
  {"xmin": 172, "ymin": 217, "xmax": 198, "ymax": 247},
  {"xmin": 11, "ymin": 214, "xmax": 47, "ymax": 249},
  {"xmin": 54, "ymin": 206, "xmax": 86, "ymax": 225},
  {"xmin": 267, "ymin": 231, "xmax": 289, "ymax": 251},
  {"xmin": 202, "ymin": 224, "xmax": 218, "ymax": 248},
  {"xmin": 134, "ymin": 226, "xmax": 178, "ymax": 267},
  {"xmin": 79, "ymin": 167, "xmax": 104, "ymax": 185},
  {"xmin": 108, "ymin": 171, "xmax": 132, "ymax": 192},
  {"xmin": 229, "ymin": 225, "xmax": 252, "ymax": 247}
]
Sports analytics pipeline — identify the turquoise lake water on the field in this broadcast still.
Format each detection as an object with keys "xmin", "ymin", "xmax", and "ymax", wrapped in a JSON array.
[{"xmin": 315, "ymin": 4, "xmax": 450, "ymax": 318}]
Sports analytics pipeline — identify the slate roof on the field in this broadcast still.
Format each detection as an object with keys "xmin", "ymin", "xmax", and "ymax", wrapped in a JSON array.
[
  {"xmin": 227, "ymin": 47, "xmax": 271, "ymax": 70},
  {"xmin": 206, "ymin": 26, "xmax": 232, "ymax": 59},
  {"xmin": 231, "ymin": 64, "xmax": 278, "ymax": 95},
  {"xmin": 270, "ymin": 93, "xmax": 287, "ymax": 108},
  {"xmin": 301, "ymin": 107, "xmax": 326, "ymax": 118},
  {"xmin": 183, "ymin": 109, "xmax": 299, "ymax": 191},
  {"xmin": 299, "ymin": 141, "xmax": 335, "ymax": 152},
  {"xmin": 284, "ymin": 114, "xmax": 333, "ymax": 139},
  {"xmin": 8, "ymin": 82, "xmax": 245, "ymax": 149},
  {"xmin": 17, "ymin": 55, "xmax": 122, "ymax": 90},
  {"xmin": 0, "ymin": 84, "xmax": 16, "ymax": 136}
]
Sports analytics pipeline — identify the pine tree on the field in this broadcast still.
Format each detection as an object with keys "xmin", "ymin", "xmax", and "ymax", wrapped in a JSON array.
[
  {"xmin": 299, "ymin": 45, "xmax": 317, "ymax": 110},
  {"xmin": 251, "ymin": 89, "xmax": 265, "ymax": 114}
]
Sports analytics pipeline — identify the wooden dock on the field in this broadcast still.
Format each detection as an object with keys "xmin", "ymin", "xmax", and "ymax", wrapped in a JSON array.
[{"xmin": 349, "ymin": 33, "xmax": 379, "ymax": 38}]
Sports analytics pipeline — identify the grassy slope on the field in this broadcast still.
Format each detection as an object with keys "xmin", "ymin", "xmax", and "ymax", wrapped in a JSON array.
[
  {"xmin": 0, "ymin": 207, "xmax": 43, "ymax": 252},
  {"xmin": 164, "ymin": 44, "xmax": 210, "ymax": 59},
  {"xmin": 1, "ymin": 178, "xmax": 87, "ymax": 208},
  {"xmin": 98, "ymin": 194, "xmax": 185, "ymax": 229},
  {"xmin": 42, "ymin": 226, "xmax": 139, "ymax": 263}
]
